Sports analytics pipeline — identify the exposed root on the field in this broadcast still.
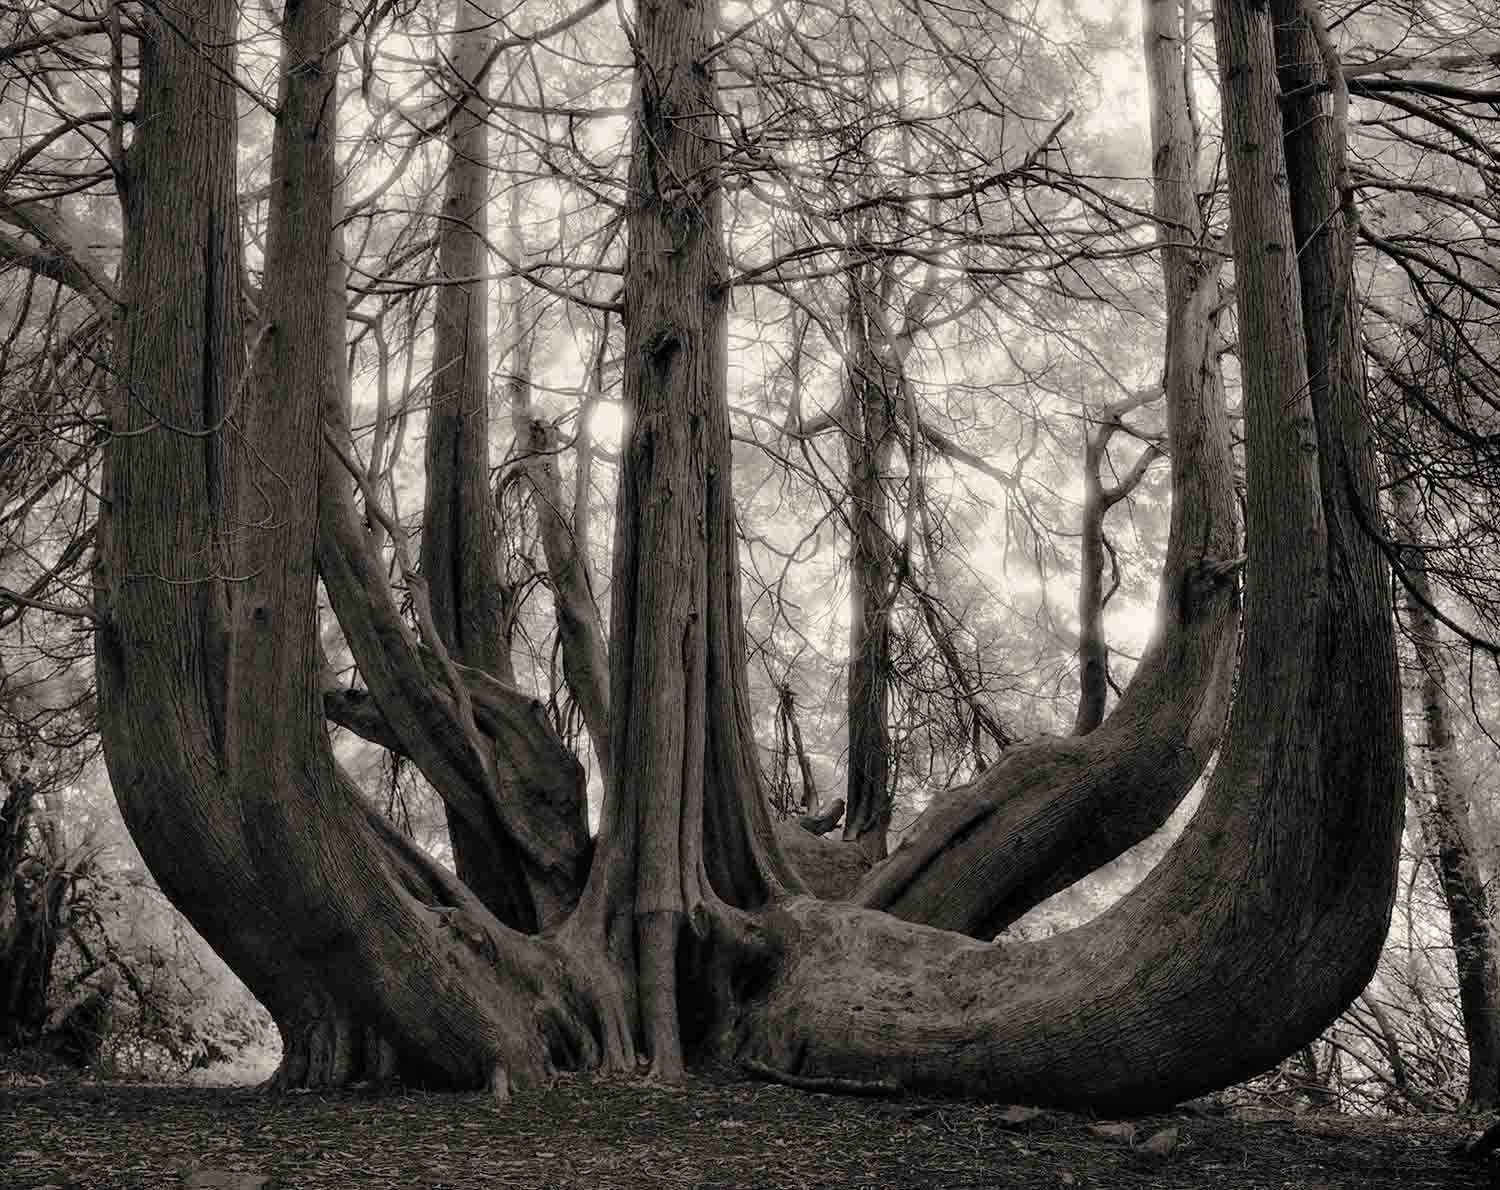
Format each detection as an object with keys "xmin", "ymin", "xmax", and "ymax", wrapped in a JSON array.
[{"xmin": 740, "ymin": 1056, "xmax": 900, "ymax": 1097}]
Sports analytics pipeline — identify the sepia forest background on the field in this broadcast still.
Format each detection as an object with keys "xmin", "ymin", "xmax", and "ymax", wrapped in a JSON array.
[{"xmin": 2, "ymin": 0, "xmax": 1500, "ymax": 1116}]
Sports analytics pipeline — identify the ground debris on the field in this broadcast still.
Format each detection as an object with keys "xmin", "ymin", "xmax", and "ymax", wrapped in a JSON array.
[{"xmin": 0, "ymin": 1070, "xmax": 1488, "ymax": 1189}]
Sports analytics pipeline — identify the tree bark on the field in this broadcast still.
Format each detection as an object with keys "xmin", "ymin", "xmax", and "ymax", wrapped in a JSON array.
[
  {"xmin": 509, "ymin": 380, "xmax": 612, "ymax": 786},
  {"xmin": 316, "ymin": 426, "xmax": 590, "ymax": 936},
  {"xmin": 0, "ymin": 778, "xmax": 32, "ymax": 941},
  {"xmin": 852, "ymin": 0, "xmax": 1240, "ymax": 937},
  {"xmin": 0, "ymin": 782, "xmax": 65, "ymax": 1044}
]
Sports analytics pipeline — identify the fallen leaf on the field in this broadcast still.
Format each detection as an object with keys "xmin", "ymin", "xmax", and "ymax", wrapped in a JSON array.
[
  {"xmin": 1088, "ymin": 1120, "xmax": 1136, "ymax": 1144},
  {"xmin": 184, "ymin": 1170, "xmax": 271, "ymax": 1190},
  {"xmin": 997, "ymin": 1104, "xmax": 1045, "ymax": 1128},
  {"xmin": 1138, "ymin": 1125, "xmax": 1180, "ymax": 1157}
]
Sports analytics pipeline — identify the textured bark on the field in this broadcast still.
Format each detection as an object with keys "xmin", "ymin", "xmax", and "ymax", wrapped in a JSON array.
[
  {"xmin": 774, "ymin": 818, "xmax": 870, "ymax": 900},
  {"xmin": 733, "ymin": 0, "xmax": 1402, "ymax": 1104},
  {"xmin": 1395, "ymin": 487, "xmax": 1500, "ymax": 1106},
  {"xmin": 98, "ymin": 0, "xmax": 605, "ymax": 1092},
  {"xmin": 316, "ymin": 452, "xmax": 590, "ymax": 931},
  {"xmin": 852, "ymin": 0, "xmax": 1240, "ymax": 937},
  {"xmin": 572, "ymin": 0, "xmax": 802, "ymax": 1078},
  {"xmin": 797, "ymin": 798, "xmax": 845, "ymax": 838},
  {"xmin": 0, "ymin": 779, "xmax": 31, "ymax": 936},
  {"xmin": 95, "ymin": 0, "xmax": 293, "ymax": 1050}
]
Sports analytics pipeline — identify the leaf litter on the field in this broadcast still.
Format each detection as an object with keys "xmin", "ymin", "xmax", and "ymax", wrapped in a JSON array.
[{"xmin": 0, "ymin": 1067, "xmax": 1493, "ymax": 1189}]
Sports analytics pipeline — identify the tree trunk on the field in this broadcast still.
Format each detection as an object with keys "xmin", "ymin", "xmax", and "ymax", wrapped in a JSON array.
[
  {"xmin": 841, "ymin": 250, "xmax": 897, "ymax": 862},
  {"xmin": 0, "ymin": 782, "xmax": 64, "ymax": 1044},
  {"xmin": 1072, "ymin": 423, "xmax": 1112, "ymax": 736},
  {"xmin": 416, "ymin": 0, "xmax": 564, "ymax": 932},
  {"xmin": 569, "ymin": 0, "xmax": 804, "ymax": 1079},
  {"xmin": 509, "ymin": 372, "xmax": 612, "ymax": 786},
  {"xmin": 0, "ymin": 777, "xmax": 32, "ymax": 945},
  {"xmin": 853, "ymin": 0, "xmax": 1240, "ymax": 937}
]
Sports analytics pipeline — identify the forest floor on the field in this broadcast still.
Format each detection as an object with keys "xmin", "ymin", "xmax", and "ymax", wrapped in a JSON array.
[{"xmin": 2, "ymin": 1060, "xmax": 1497, "ymax": 1190}]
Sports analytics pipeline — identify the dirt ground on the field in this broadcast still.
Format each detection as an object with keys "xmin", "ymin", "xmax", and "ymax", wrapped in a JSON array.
[{"xmin": 2, "ymin": 1065, "xmax": 1496, "ymax": 1190}]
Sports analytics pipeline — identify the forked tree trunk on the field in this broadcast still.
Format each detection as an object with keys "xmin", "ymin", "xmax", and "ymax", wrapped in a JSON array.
[
  {"xmin": 98, "ymin": 0, "xmax": 605, "ymax": 1092},
  {"xmin": 853, "ymin": 0, "xmax": 1240, "ymax": 937},
  {"xmin": 731, "ymin": 0, "xmax": 1403, "ymax": 1105}
]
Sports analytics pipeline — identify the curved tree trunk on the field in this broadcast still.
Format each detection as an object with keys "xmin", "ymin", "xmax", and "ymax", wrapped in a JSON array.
[
  {"xmin": 732, "ymin": 0, "xmax": 1402, "ymax": 1105},
  {"xmin": 852, "ymin": 0, "xmax": 1240, "ymax": 937},
  {"xmin": 313, "ymin": 0, "xmax": 589, "ymax": 935}
]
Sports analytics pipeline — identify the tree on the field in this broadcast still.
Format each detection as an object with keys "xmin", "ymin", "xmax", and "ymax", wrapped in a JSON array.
[
  {"xmin": 18, "ymin": 0, "xmax": 1410, "ymax": 1107},
  {"xmin": 1072, "ymin": 389, "xmax": 1163, "ymax": 737},
  {"xmin": 1396, "ymin": 480, "xmax": 1500, "ymax": 1107},
  {"xmin": 1374, "ymin": 304, "xmax": 1500, "ymax": 1108},
  {"xmin": 1, "ymin": 775, "xmax": 66, "ymax": 1043}
]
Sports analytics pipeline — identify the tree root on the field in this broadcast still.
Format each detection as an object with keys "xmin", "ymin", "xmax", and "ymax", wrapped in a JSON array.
[{"xmin": 739, "ymin": 1055, "xmax": 900, "ymax": 1097}]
